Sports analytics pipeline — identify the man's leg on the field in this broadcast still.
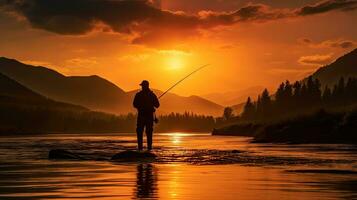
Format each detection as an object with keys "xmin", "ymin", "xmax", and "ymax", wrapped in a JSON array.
[
  {"xmin": 146, "ymin": 120, "xmax": 154, "ymax": 151},
  {"xmin": 136, "ymin": 123, "xmax": 144, "ymax": 151}
]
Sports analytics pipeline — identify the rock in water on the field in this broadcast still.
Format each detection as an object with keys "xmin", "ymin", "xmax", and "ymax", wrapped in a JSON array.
[
  {"xmin": 111, "ymin": 150, "xmax": 156, "ymax": 162},
  {"xmin": 49, "ymin": 149, "xmax": 82, "ymax": 160}
]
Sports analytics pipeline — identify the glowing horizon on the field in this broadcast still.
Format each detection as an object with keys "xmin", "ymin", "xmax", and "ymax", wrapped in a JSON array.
[{"xmin": 0, "ymin": 0, "xmax": 356, "ymax": 97}]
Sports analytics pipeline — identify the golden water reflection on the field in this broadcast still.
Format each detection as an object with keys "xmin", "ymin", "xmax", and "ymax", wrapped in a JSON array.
[{"xmin": 0, "ymin": 134, "xmax": 356, "ymax": 200}]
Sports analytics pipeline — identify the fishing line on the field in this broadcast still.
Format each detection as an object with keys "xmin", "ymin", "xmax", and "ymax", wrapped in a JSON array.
[{"xmin": 158, "ymin": 64, "xmax": 210, "ymax": 99}]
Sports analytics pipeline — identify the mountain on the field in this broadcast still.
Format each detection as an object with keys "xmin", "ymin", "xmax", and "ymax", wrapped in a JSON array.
[
  {"xmin": 203, "ymin": 86, "xmax": 264, "ymax": 106},
  {"xmin": 0, "ymin": 72, "xmax": 87, "ymax": 111},
  {"xmin": 231, "ymin": 102, "xmax": 246, "ymax": 115},
  {"xmin": 0, "ymin": 72, "xmax": 137, "ymax": 133},
  {"xmin": 128, "ymin": 89, "xmax": 224, "ymax": 116},
  {"xmin": 0, "ymin": 57, "xmax": 224, "ymax": 116},
  {"xmin": 0, "ymin": 57, "xmax": 128, "ymax": 113},
  {"xmin": 310, "ymin": 48, "xmax": 357, "ymax": 86}
]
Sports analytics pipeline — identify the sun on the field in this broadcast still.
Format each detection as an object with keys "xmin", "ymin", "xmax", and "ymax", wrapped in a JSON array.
[{"xmin": 167, "ymin": 56, "xmax": 184, "ymax": 70}]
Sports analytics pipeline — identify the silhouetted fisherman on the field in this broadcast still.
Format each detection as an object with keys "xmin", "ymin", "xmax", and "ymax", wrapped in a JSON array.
[{"xmin": 133, "ymin": 80, "xmax": 160, "ymax": 151}]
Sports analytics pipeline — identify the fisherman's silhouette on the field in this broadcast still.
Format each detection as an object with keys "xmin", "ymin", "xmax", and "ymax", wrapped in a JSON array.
[
  {"xmin": 133, "ymin": 80, "xmax": 160, "ymax": 151},
  {"xmin": 134, "ymin": 164, "xmax": 158, "ymax": 199}
]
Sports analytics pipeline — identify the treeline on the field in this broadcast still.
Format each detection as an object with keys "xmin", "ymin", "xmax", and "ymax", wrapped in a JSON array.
[
  {"xmin": 0, "ymin": 103, "xmax": 134, "ymax": 133},
  {"xmin": 241, "ymin": 77, "xmax": 357, "ymax": 122},
  {"xmin": 0, "ymin": 103, "xmax": 221, "ymax": 133},
  {"xmin": 156, "ymin": 112, "xmax": 216, "ymax": 132}
]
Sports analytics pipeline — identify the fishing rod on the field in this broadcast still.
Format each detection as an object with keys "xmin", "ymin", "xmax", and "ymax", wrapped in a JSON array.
[
  {"xmin": 158, "ymin": 64, "xmax": 210, "ymax": 99},
  {"xmin": 154, "ymin": 64, "xmax": 209, "ymax": 124}
]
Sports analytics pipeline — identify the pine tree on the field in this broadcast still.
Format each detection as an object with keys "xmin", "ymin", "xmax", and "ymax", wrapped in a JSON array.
[
  {"xmin": 241, "ymin": 97, "xmax": 256, "ymax": 120},
  {"xmin": 275, "ymin": 82, "xmax": 285, "ymax": 104},
  {"xmin": 322, "ymin": 86, "xmax": 331, "ymax": 105},
  {"xmin": 223, "ymin": 107, "xmax": 234, "ymax": 120},
  {"xmin": 260, "ymin": 89, "xmax": 272, "ymax": 119}
]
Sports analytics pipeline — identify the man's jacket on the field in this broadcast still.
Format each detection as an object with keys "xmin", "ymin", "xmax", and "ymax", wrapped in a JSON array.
[{"xmin": 133, "ymin": 89, "xmax": 160, "ymax": 113}]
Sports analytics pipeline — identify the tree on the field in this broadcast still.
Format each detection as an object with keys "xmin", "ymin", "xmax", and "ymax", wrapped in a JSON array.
[
  {"xmin": 322, "ymin": 86, "xmax": 331, "ymax": 104},
  {"xmin": 223, "ymin": 107, "xmax": 234, "ymax": 120},
  {"xmin": 284, "ymin": 80, "xmax": 293, "ymax": 100},
  {"xmin": 260, "ymin": 89, "xmax": 272, "ymax": 119},
  {"xmin": 293, "ymin": 81, "xmax": 302, "ymax": 98},
  {"xmin": 256, "ymin": 95, "xmax": 263, "ymax": 118},
  {"xmin": 337, "ymin": 77, "xmax": 345, "ymax": 95},
  {"xmin": 275, "ymin": 82, "xmax": 285, "ymax": 104},
  {"xmin": 241, "ymin": 97, "xmax": 255, "ymax": 120}
]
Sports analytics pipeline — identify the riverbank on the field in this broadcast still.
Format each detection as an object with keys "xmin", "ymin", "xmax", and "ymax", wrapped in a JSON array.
[
  {"xmin": 213, "ymin": 109, "xmax": 357, "ymax": 144},
  {"xmin": 212, "ymin": 123, "xmax": 262, "ymax": 137}
]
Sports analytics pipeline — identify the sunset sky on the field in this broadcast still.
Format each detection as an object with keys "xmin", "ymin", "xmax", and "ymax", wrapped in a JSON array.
[{"xmin": 0, "ymin": 0, "xmax": 356, "ymax": 96}]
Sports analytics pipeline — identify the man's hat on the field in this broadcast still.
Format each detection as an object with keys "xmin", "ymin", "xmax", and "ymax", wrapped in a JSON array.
[{"xmin": 140, "ymin": 80, "xmax": 149, "ymax": 87}]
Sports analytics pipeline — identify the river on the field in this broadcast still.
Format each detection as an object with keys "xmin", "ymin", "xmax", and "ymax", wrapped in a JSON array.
[{"xmin": 0, "ymin": 133, "xmax": 356, "ymax": 199}]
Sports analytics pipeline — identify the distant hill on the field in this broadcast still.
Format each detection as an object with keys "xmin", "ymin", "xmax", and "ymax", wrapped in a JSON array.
[
  {"xmin": 0, "ymin": 72, "xmax": 139, "ymax": 133},
  {"xmin": 127, "ymin": 89, "xmax": 224, "ymax": 116},
  {"xmin": 231, "ymin": 102, "xmax": 246, "ymax": 115},
  {"xmin": 0, "ymin": 57, "xmax": 224, "ymax": 116},
  {"xmin": 0, "ymin": 72, "xmax": 87, "ymax": 111},
  {"xmin": 310, "ymin": 48, "xmax": 357, "ymax": 86},
  {"xmin": 0, "ymin": 57, "xmax": 128, "ymax": 113},
  {"xmin": 203, "ymin": 86, "xmax": 264, "ymax": 106}
]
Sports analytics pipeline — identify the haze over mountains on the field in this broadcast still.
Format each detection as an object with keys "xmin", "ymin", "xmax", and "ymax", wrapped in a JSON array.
[
  {"xmin": 203, "ymin": 86, "xmax": 264, "ymax": 106},
  {"xmin": 0, "ymin": 57, "xmax": 224, "ymax": 116}
]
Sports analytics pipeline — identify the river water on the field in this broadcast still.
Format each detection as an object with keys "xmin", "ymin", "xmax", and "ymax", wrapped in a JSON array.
[{"xmin": 0, "ymin": 133, "xmax": 356, "ymax": 200}]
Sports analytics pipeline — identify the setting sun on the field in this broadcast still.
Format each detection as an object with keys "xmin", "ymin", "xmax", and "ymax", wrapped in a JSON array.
[{"xmin": 166, "ymin": 56, "xmax": 185, "ymax": 70}]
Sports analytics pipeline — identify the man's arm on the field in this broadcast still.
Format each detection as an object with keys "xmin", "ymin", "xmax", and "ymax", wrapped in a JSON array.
[
  {"xmin": 133, "ymin": 93, "xmax": 139, "ymax": 109},
  {"xmin": 153, "ymin": 93, "xmax": 160, "ymax": 108}
]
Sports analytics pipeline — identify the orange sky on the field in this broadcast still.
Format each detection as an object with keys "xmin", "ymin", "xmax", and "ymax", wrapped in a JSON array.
[{"xmin": 0, "ymin": 0, "xmax": 356, "ymax": 96}]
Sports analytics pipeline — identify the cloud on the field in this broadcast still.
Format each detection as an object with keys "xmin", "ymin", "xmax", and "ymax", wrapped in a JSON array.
[
  {"xmin": 65, "ymin": 57, "xmax": 98, "ymax": 67},
  {"xmin": 297, "ymin": 0, "xmax": 357, "ymax": 15},
  {"xmin": 268, "ymin": 68, "xmax": 315, "ymax": 75},
  {"xmin": 328, "ymin": 40, "xmax": 356, "ymax": 48},
  {"xmin": 299, "ymin": 38, "xmax": 357, "ymax": 49},
  {"xmin": 1, "ymin": 0, "xmax": 356, "ymax": 48},
  {"xmin": 298, "ymin": 54, "xmax": 334, "ymax": 65},
  {"xmin": 298, "ymin": 38, "xmax": 313, "ymax": 44}
]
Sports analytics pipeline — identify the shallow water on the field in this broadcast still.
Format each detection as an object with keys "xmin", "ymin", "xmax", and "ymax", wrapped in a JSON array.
[{"xmin": 0, "ymin": 133, "xmax": 356, "ymax": 199}]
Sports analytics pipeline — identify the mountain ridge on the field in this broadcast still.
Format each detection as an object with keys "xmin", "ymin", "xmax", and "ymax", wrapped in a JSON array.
[
  {"xmin": 310, "ymin": 48, "xmax": 357, "ymax": 86},
  {"xmin": 0, "ymin": 57, "xmax": 224, "ymax": 116},
  {"xmin": 0, "ymin": 72, "xmax": 87, "ymax": 111}
]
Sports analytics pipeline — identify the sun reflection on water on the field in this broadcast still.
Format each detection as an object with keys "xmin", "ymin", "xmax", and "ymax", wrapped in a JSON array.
[
  {"xmin": 167, "ymin": 165, "xmax": 180, "ymax": 200},
  {"xmin": 171, "ymin": 133, "xmax": 182, "ymax": 144}
]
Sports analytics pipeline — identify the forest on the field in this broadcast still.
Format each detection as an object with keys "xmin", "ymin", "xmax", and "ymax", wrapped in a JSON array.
[
  {"xmin": 213, "ymin": 76, "xmax": 357, "ymax": 143},
  {"xmin": 240, "ymin": 76, "xmax": 357, "ymax": 122}
]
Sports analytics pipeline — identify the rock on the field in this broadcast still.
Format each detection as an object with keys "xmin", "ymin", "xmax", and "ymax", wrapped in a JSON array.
[
  {"xmin": 49, "ymin": 149, "xmax": 82, "ymax": 160},
  {"xmin": 111, "ymin": 150, "xmax": 156, "ymax": 162}
]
